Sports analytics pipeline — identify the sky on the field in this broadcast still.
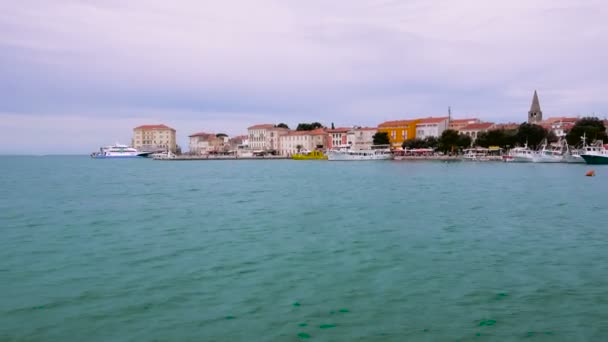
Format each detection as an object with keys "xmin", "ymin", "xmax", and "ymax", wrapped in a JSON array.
[{"xmin": 1, "ymin": 0, "xmax": 607, "ymax": 154}]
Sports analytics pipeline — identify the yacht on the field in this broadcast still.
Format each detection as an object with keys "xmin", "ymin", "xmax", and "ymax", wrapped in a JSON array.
[
  {"xmin": 91, "ymin": 144, "xmax": 152, "ymax": 159},
  {"xmin": 327, "ymin": 146, "xmax": 393, "ymax": 161}
]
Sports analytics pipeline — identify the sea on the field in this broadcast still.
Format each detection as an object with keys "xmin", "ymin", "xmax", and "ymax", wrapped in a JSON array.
[{"xmin": 1, "ymin": 156, "xmax": 607, "ymax": 341}]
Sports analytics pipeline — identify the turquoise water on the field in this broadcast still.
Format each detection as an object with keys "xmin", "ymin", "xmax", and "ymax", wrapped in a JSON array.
[{"xmin": 1, "ymin": 156, "xmax": 608, "ymax": 341}]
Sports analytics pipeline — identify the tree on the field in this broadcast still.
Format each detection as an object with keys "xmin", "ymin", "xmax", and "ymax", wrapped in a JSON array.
[
  {"xmin": 402, "ymin": 138, "xmax": 425, "ymax": 149},
  {"xmin": 423, "ymin": 136, "xmax": 439, "ymax": 149},
  {"xmin": 566, "ymin": 117, "xmax": 607, "ymax": 145},
  {"xmin": 296, "ymin": 144, "xmax": 303, "ymax": 152},
  {"xmin": 458, "ymin": 134, "xmax": 472, "ymax": 149},
  {"xmin": 296, "ymin": 122, "xmax": 324, "ymax": 131},
  {"xmin": 276, "ymin": 123, "xmax": 289, "ymax": 129},
  {"xmin": 373, "ymin": 132, "xmax": 390, "ymax": 145},
  {"xmin": 438, "ymin": 129, "xmax": 462, "ymax": 153},
  {"xmin": 516, "ymin": 123, "xmax": 548, "ymax": 149}
]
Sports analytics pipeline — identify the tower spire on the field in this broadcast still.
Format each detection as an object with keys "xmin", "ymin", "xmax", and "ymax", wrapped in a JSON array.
[{"xmin": 528, "ymin": 90, "xmax": 543, "ymax": 124}]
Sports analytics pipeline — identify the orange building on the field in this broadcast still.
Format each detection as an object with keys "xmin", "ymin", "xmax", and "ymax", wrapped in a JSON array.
[{"xmin": 377, "ymin": 119, "xmax": 420, "ymax": 148}]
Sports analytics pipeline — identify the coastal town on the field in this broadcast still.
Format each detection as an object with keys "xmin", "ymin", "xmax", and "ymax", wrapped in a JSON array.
[{"xmin": 94, "ymin": 91, "xmax": 608, "ymax": 164}]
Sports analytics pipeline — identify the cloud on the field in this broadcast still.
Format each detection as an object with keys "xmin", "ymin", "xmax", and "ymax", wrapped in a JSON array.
[{"xmin": 1, "ymin": 0, "xmax": 607, "ymax": 152}]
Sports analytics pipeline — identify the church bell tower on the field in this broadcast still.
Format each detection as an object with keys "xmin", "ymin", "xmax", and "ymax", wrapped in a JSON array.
[{"xmin": 528, "ymin": 90, "xmax": 543, "ymax": 124}]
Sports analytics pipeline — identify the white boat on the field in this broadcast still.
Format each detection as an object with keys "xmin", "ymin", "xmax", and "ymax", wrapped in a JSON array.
[
  {"xmin": 91, "ymin": 144, "xmax": 152, "ymax": 159},
  {"xmin": 462, "ymin": 147, "xmax": 503, "ymax": 162},
  {"xmin": 327, "ymin": 146, "xmax": 393, "ymax": 161},
  {"xmin": 532, "ymin": 140, "xmax": 563, "ymax": 163},
  {"xmin": 504, "ymin": 144, "xmax": 535, "ymax": 162}
]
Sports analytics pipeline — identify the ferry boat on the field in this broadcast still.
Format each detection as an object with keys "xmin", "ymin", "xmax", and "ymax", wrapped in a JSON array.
[
  {"xmin": 580, "ymin": 140, "xmax": 608, "ymax": 165},
  {"xmin": 91, "ymin": 144, "xmax": 152, "ymax": 159},
  {"xmin": 292, "ymin": 150, "xmax": 327, "ymax": 160},
  {"xmin": 327, "ymin": 146, "xmax": 393, "ymax": 161}
]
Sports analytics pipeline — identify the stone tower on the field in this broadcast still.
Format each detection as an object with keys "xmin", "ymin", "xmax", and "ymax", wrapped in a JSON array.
[{"xmin": 528, "ymin": 90, "xmax": 543, "ymax": 124}]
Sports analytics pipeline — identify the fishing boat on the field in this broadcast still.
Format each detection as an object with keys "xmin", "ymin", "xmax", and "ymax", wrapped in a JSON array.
[
  {"xmin": 462, "ymin": 147, "xmax": 503, "ymax": 161},
  {"xmin": 580, "ymin": 140, "xmax": 608, "ymax": 165},
  {"xmin": 326, "ymin": 146, "xmax": 393, "ymax": 161},
  {"xmin": 504, "ymin": 144, "xmax": 535, "ymax": 162},
  {"xmin": 90, "ymin": 144, "xmax": 152, "ymax": 159},
  {"xmin": 292, "ymin": 150, "xmax": 327, "ymax": 160},
  {"xmin": 532, "ymin": 139, "xmax": 563, "ymax": 163}
]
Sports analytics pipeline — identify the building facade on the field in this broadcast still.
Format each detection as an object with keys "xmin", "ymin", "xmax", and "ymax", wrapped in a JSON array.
[
  {"xmin": 132, "ymin": 124, "xmax": 177, "ymax": 153},
  {"xmin": 541, "ymin": 117, "xmax": 578, "ymax": 138},
  {"xmin": 188, "ymin": 132, "xmax": 219, "ymax": 155},
  {"xmin": 377, "ymin": 120, "xmax": 420, "ymax": 148},
  {"xmin": 247, "ymin": 124, "xmax": 288, "ymax": 152},
  {"xmin": 459, "ymin": 122, "xmax": 496, "ymax": 142},
  {"xmin": 326, "ymin": 128, "xmax": 350, "ymax": 149},
  {"xmin": 415, "ymin": 117, "xmax": 450, "ymax": 139},
  {"xmin": 347, "ymin": 127, "xmax": 377, "ymax": 150},
  {"xmin": 279, "ymin": 129, "xmax": 327, "ymax": 156}
]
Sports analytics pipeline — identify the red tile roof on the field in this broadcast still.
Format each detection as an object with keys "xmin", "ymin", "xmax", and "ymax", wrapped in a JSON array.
[
  {"xmin": 353, "ymin": 127, "xmax": 378, "ymax": 131},
  {"xmin": 248, "ymin": 124, "xmax": 275, "ymax": 129},
  {"xmin": 460, "ymin": 122, "xmax": 495, "ymax": 131},
  {"xmin": 327, "ymin": 127, "xmax": 350, "ymax": 133},
  {"xmin": 494, "ymin": 123, "xmax": 520, "ymax": 130},
  {"xmin": 378, "ymin": 120, "xmax": 415, "ymax": 128},
  {"xmin": 134, "ymin": 124, "xmax": 175, "ymax": 131},
  {"xmin": 417, "ymin": 116, "xmax": 449, "ymax": 124},
  {"xmin": 544, "ymin": 117, "xmax": 578, "ymax": 124}
]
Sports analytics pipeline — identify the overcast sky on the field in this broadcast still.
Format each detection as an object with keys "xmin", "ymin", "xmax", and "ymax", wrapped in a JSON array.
[{"xmin": 1, "ymin": 0, "xmax": 607, "ymax": 153}]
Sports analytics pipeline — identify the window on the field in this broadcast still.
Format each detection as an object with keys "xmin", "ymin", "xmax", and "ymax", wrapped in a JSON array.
[{"xmin": 391, "ymin": 131, "xmax": 396, "ymax": 139}]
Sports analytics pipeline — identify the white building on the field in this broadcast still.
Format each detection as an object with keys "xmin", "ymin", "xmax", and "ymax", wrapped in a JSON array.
[
  {"xmin": 415, "ymin": 117, "xmax": 449, "ymax": 139},
  {"xmin": 279, "ymin": 129, "xmax": 327, "ymax": 156},
  {"xmin": 347, "ymin": 127, "xmax": 377, "ymax": 150},
  {"xmin": 247, "ymin": 124, "xmax": 289, "ymax": 152}
]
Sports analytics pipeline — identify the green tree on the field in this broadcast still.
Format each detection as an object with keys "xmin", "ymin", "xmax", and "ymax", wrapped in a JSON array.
[
  {"xmin": 402, "ymin": 138, "xmax": 424, "ymax": 149},
  {"xmin": 276, "ymin": 123, "xmax": 289, "ymax": 129},
  {"xmin": 459, "ymin": 134, "xmax": 472, "ymax": 149},
  {"xmin": 296, "ymin": 144, "xmax": 303, "ymax": 152},
  {"xmin": 566, "ymin": 117, "xmax": 607, "ymax": 145},
  {"xmin": 438, "ymin": 129, "xmax": 462, "ymax": 153},
  {"xmin": 516, "ymin": 123, "xmax": 548, "ymax": 149},
  {"xmin": 373, "ymin": 132, "xmax": 390, "ymax": 145},
  {"xmin": 423, "ymin": 136, "xmax": 439, "ymax": 149},
  {"xmin": 296, "ymin": 122, "xmax": 324, "ymax": 131}
]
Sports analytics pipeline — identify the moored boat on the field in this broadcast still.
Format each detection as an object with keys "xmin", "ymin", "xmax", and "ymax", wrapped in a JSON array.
[
  {"xmin": 327, "ymin": 146, "xmax": 393, "ymax": 161},
  {"xmin": 580, "ymin": 141, "xmax": 608, "ymax": 165},
  {"xmin": 91, "ymin": 144, "xmax": 152, "ymax": 159},
  {"xmin": 504, "ymin": 144, "xmax": 535, "ymax": 162},
  {"xmin": 292, "ymin": 150, "xmax": 327, "ymax": 160}
]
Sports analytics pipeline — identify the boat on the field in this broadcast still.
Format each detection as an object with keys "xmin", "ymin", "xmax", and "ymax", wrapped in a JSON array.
[
  {"xmin": 327, "ymin": 146, "xmax": 393, "ymax": 161},
  {"xmin": 504, "ymin": 143, "xmax": 535, "ymax": 162},
  {"xmin": 532, "ymin": 139, "xmax": 563, "ymax": 163},
  {"xmin": 462, "ymin": 147, "xmax": 503, "ymax": 162},
  {"xmin": 292, "ymin": 150, "xmax": 327, "ymax": 160},
  {"xmin": 580, "ymin": 140, "xmax": 608, "ymax": 165},
  {"xmin": 90, "ymin": 144, "xmax": 152, "ymax": 159}
]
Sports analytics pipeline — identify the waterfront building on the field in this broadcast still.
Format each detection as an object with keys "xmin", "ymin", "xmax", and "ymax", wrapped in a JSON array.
[
  {"xmin": 449, "ymin": 118, "xmax": 480, "ymax": 131},
  {"xmin": 459, "ymin": 122, "xmax": 496, "ymax": 142},
  {"xmin": 541, "ymin": 117, "xmax": 578, "ymax": 138},
  {"xmin": 528, "ymin": 90, "xmax": 543, "ymax": 124},
  {"xmin": 378, "ymin": 120, "xmax": 420, "ymax": 148},
  {"xmin": 347, "ymin": 127, "xmax": 377, "ymax": 150},
  {"xmin": 132, "ymin": 124, "xmax": 177, "ymax": 153},
  {"xmin": 415, "ymin": 117, "xmax": 450, "ymax": 139},
  {"xmin": 247, "ymin": 124, "xmax": 289, "ymax": 152},
  {"xmin": 279, "ymin": 129, "xmax": 327, "ymax": 156},
  {"xmin": 326, "ymin": 127, "xmax": 350, "ymax": 149},
  {"xmin": 188, "ymin": 132, "xmax": 225, "ymax": 154}
]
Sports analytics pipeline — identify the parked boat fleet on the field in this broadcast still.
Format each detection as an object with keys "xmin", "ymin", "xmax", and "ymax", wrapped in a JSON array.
[{"xmin": 92, "ymin": 138, "xmax": 608, "ymax": 164}]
